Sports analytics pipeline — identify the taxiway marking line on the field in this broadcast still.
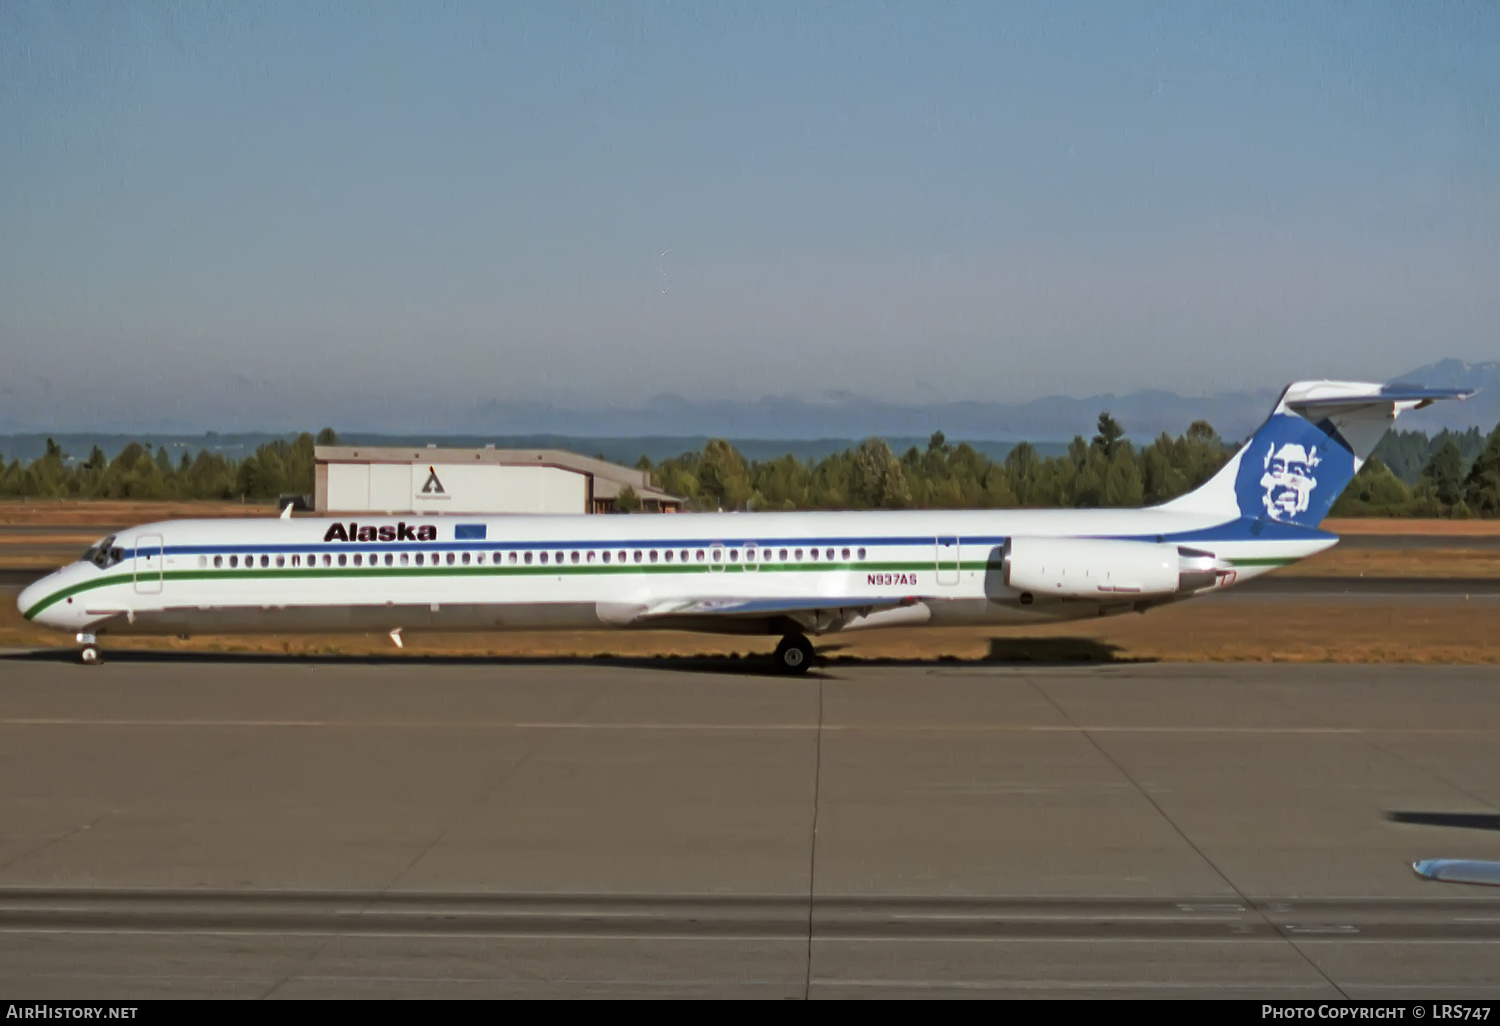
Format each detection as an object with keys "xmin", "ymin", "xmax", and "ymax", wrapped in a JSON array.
[{"xmin": 1, "ymin": 719, "xmax": 1497, "ymax": 735}]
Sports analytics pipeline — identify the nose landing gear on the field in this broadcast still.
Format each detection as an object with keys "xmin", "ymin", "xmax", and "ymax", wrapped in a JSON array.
[
  {"xmin": 76, "ymin": 633, "xmax": 101, "ymax": 665},
  {"xmin": 773, "ymin": 634, "xmax": 816, "ymax": 675}
]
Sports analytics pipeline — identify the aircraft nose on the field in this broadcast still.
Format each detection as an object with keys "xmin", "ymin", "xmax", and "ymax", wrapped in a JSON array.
[
  {"xmin": 17, "ymin": 579, "xmax": 41, "ymax": 618},
  {"xmin": 17, "ymin": 573, "xmax": 60, "ymax": 624}
]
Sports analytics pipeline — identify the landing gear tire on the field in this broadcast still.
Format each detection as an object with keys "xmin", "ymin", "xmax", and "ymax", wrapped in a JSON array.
[
  {"xmin": 80, "ymin": 646, "xmax": 101, "ymax": 665},
  {"xmin": 773, "ymin": 635, "xmax": 815, "ymax": 676}
]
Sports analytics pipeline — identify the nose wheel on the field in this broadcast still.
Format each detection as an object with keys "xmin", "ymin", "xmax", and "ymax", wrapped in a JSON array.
[
  {"xmin": 773, "ymin": 635, "xmax": 815, "ymax": 675},
  {"xmin": 76, "ymin": 633, "xmax": 101, "ymax": 665}
]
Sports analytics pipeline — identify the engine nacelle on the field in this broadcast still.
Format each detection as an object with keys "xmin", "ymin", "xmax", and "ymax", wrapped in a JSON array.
[{"xmin": 1000, "ymin": 537, "xmax": 1228, "ymax": 601}]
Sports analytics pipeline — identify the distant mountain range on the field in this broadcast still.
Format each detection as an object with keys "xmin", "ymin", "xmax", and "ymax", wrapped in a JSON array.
[
  {"xmin": 1384, "ymin": 359, "xmax": 1500, "ymax": 434},
  {"xmin": 462, "ymin": 359, "xmax": 1497, "ymax": 443},
  {"xmin": 2, "ymin": 360, "xmax": 1492, "ymax": 465}
]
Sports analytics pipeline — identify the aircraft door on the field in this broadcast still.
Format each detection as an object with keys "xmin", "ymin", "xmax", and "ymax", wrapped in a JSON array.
[
  {"xmin": 134, "ymin": 533, "xmax": 164, "ymax": 595},
  {"xmin": 936, "ymin": 536, "xmax": 960, "ymax": 586}
]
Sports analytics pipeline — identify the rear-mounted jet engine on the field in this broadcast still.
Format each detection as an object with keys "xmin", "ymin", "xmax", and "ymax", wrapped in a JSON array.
[{"xmin": 998, "ymin": 537, "xmax": 1232, "ymax": 602}]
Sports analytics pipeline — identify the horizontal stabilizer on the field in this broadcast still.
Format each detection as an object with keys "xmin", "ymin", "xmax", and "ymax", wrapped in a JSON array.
[{"xmin": 1287, "ymin": 384, "xmax": 1476, "ymax": 416}]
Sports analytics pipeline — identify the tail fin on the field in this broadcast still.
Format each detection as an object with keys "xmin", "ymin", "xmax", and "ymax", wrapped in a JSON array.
[{"xmin": 1157, "ymin": 381, "xmax": 1475, "ymax": 528}]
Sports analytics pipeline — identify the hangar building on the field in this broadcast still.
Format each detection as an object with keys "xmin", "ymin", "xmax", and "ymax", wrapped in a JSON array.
[{"xmin": 314, "ymin": 446, "xmax": 683, "ymax": 515}]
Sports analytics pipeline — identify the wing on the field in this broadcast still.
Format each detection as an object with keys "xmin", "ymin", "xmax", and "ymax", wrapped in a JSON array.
[{"xmin": 598, "ymin": 595, "xmax": 928, "ymax": 634}]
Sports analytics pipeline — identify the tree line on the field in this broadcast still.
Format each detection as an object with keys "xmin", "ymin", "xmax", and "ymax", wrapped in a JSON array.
[
  {"xmin": 0, "ymin": 429, "xmax": 338, "ymax": 503},
  {"xmin": 2, "ymin": 418, "xmax": 1498, "ymax": 517},
  {"xmin": 640, "ymin": 416, "xmax": 1500, "ymax": 518}
]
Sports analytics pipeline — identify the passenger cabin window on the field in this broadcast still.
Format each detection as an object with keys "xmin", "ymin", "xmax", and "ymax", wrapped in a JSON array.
[
  {"xmin": 602, "ymin": 551, "xmax": 611, "ymax": 564},
  {"xmin": 633, "ymin": 550, "xmax": 643, "ymax": 563},
  {"xmin": 461, "ymin": 552, "xmax": 470, "ymax": 565},
  {"xmin": 229, "ymin": 555, "xmax": 239, "ymax": 568},
  {"xmin": 214, "ymin": 555, "xmax": 223, "ymax": 568},
  {"xmin": 841, "ymin": 548, "xmax": 850, "ymax": 560},
  {"xmin": 338, "ymin": 554, "xmax": 347, "ymax": 567},
  {"xmin": 857, "ymin": 548, "xmax": 866, "ymax": 560}
]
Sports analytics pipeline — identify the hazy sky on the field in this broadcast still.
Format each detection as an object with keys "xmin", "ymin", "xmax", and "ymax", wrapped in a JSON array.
[{"xmin": 2, "ymin": 1, "xmax": 1497, "ymax": 430}]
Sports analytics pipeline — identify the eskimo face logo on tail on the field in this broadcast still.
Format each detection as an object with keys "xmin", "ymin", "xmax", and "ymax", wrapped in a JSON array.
[
  {"xmin": 1232, "ymin": 412, "xmax": 1354, "ymax": 528},
  {"xmin": 1260, "ymin": 441, "xmax": 1320, "ymax": 522}
]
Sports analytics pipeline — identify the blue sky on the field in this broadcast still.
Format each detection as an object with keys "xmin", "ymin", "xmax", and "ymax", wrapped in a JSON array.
[{"xmin": 1, "ymin": 1, "xmax": 1497, "ymax": 430}]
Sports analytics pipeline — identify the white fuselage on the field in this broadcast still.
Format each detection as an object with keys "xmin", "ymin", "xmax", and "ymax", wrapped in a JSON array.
[{"xmin": 18, "ymin": 507, "xmax": 1333, "ymax": 640}]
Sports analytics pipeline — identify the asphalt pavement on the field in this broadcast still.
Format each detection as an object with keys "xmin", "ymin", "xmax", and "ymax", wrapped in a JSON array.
[{"xmin": 1, "ymin": 658, "xmax": 1497, "ymax": 997}]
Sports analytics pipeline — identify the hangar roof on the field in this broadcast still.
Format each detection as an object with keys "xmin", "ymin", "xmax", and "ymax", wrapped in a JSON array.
[{"xmin": 314, "ymin": 445, "xmax": 682, "ymax": 509}]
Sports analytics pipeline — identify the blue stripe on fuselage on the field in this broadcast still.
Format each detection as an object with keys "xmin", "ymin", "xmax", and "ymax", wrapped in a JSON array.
[{"xmin": 91, "ymin": 516, "xmax": 1327, "ymax": 565}]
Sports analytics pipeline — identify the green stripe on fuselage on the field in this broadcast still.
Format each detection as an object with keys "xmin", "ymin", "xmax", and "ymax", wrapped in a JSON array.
[
  {"xmin": 21, "ymin": 559, "xmax": 951, "ymax": 620},
  {"xmin": 22, "ymin": 552, "xmax": 1308, "ymax": 621}
]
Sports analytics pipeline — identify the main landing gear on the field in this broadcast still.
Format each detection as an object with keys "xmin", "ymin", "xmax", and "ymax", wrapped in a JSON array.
[
  {"xmin": 773, "ymin": 634, "xmax": 816, "ymax": 676},
  {"xmin": 77, "ymin": 633, "xmax": 101, "ymax": 665}
]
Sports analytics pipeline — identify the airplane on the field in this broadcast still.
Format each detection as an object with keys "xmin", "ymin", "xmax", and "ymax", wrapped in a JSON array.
[{"xmin": 17, "ymin": 380, "xmax": 1474, "ymax": 672}]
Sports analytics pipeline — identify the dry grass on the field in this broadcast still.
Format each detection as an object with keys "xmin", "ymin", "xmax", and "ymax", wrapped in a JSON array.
[
  {"xmin": 4, "ymin": 598, "xmax": 1496, "ymax": 664},
  {"xmin": 1279, "ymin": 547, "xmax": 1500, "ymax": 578},
  {"xmin": 1321, "ymin": 517, "xmax": 1500, "ymax": 537},
  {"xmin": 0, "ymin": 500, "xmax": 273, "ymax": 526}
]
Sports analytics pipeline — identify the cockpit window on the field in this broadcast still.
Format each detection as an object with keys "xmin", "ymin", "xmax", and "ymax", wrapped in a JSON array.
[{"xmin": 83, "ymin": 536, "xmax": 123, "ymax": 569}]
